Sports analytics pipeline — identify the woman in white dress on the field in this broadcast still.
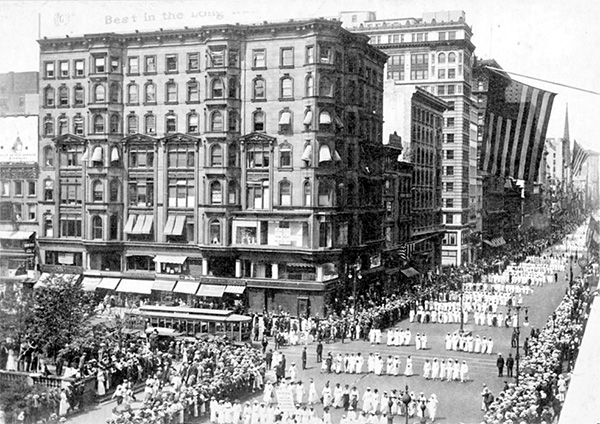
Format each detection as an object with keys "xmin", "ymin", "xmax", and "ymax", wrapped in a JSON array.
[
  {"xmin": 427, "ymin": 394, "xmax": 438, "ymax": 422},
  {"xmin": 487, "ymin": 338, "xmax": 494, "ymax": 355},
  {"xmin": 404, "ymin": 356, "xmax": 413, "ymax": 376},
  {"xmin": 333, "ymin": 383, "xmax": 344, "ymax": 408},
  {"xmin": 392, "ymin": 356, "xmax": 401, "ymax": 376},
  {"xmin": 444, "ymin": 333, "xmax": 452, "ymax": 351},
  {"xmin": 421, "ymin": 334, "xmax": 428, "ymax": 350},
  {"xmin": 322, "ymin": 381, "xmax": 333, "ymax": 408},
  {"xmin": 460, "ymin": 361, "xmax": 469, "ymax": 382},
  {"xmin": 439, "ymin": 359, "xmax": 446, "ymax": 381},
  {"xmin": 263, "ymin": 381, "xmax": 274, "ymax": 404},
  {"xmin": 445, "ymin": 360, "xmax": 453, "ymax": 381},
  {"xmin": 308, "ymin": 379, "xmax": 318, "ymax": 405},
  {"xmin": 59, "ymin": 388, "xmax": 70, "ymax": 416},
  {"xmin": 5, "ymin": 348, "xmax": 17, "ymax": 371},
  {"xmin": 422, "ymin": 359, "xmax": 432, "ymax": 380},
  {"xmin": 96, "ymin": 368, "xmax": 106, "ymax": 396},
  {"xmin": 415, "ymin": 334, "xmax": 421, "ymax": 350},
  {"xmin": 431, "ymin": 358, "xmax": 440, "ymax": 380},
  {"xmin": 452, "ymin": 359, "xmax": 461, "ymax": 381},
  {"xmin": 374, "ymin": 355, "xmax": 383, "ymax": 376}
]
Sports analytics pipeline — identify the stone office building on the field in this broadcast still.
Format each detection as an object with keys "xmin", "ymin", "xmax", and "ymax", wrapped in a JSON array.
[{"xmin": 37, "ymin": 18, "xmax": 388, "ymax": 316}]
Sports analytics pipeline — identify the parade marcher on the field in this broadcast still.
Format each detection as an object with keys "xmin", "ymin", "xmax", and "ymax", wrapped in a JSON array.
[
  {"xmin": 404, "ymin": 356, "xmax": 413, "ymax": 376},
  {"xmin": 496, "ymin": 353, "xmax": 504, "ymax": 377}
]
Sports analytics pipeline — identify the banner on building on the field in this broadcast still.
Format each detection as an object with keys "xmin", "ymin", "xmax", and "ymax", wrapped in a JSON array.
[
  {"xmin": 0, "ymin": 116, "xmax": 38, "ymax": 163},
  {"xmin": 480, "ymin": 68, "xmax": 556, "ymax": 183}
]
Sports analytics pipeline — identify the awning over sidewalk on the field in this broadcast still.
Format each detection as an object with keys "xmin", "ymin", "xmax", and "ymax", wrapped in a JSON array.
[
  {"xmin": 197, "ymin": 284, "xmax": 225, "ymax": 298},
  {"xmin": 81, "ymin": 277, "xmax": 102, "ymax": 292},
  {"xmin": 224, "ymin": 285, "xmax": 246, "ymax": 295},
  {"xmin": 151, "ymin": 280, "xmax": 176, "ymax": 292},
  {"xmin": 401, "ymin": 267, "xmax": 420, "ymax": 278},
  {"xmin": 116, "ymin": 278, "xmax": 152, "ymax": 295},
  {"xmin": 97, "ymin": 277, "xmax": 121, "ymax": 291},
  {"xmin": 173, "ymin": 281, "xmax": 200, "ymax": 295},
  {"xmin": 153, "ymin": 255, "xmax": 187, "ymax": 264}
]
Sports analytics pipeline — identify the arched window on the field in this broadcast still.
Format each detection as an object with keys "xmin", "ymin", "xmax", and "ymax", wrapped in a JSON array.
[
  {"xmin": 44, "ymin": 146, "xmax": 55, "ymax": 167},
  {"xmin": 92, "ymin": 146, "xmax": 104, "ymax": 166},
  {"xmin": 58, "ymin": 86, "xmax": 69, "ymax": 106},
  {"xmin": 319, "ymin": 110, "xmax": 332, "ymax": 130},
  {"xmin": 74, "ymin": 85, "xmax": 84, "ymax": 106},
  {"xmin": 73, "ymin": 115, "xmax": 84, "ymax": 135},
  {"xmin": 278, "ymin": 110, "xmax": 292, "ymax": 134},
  {"xmin": 145, "ymin": 114, "xmax": 156, "ymax": 134},
  {"xmin": 109, "ymin": 178, "xmax": 119, "ymax": 202},
  {"xmin": 228, "ymin": 77, "xmax": 238, "ymax": 98},
  {"xmin": 187, "ymin": 80, "xmax": 199, "ymax": 102},
  {"xmin": 318, "ymin": 179, "xmax": 334, "ymax": 206},
  {"xmin": 93, "ymin": 114, "xmax": 104, "ymax": 134},
  {"xmin": 187, "ymin": 113, "xmax": 199, "ymax": 133},
  {"xmin": 127, "ymin": 114, "xmax": 138, "ymax": 134},
  {"xmin": 57, "ymin": 116, "xmax": 68, "ymax": 135},
  {"xmin": 253, "ymin": 78, "xmax": 266, "ymax": 100},
  {"xmin": 228, "ymin": 181, "xmax": 238, "ymax": 204},
  {"xmin": 127, "ymin": 83, "xmax": 138, "ymax": 104},
  {"xmin": 110, "ymin": 113, "xmax": 120, "ymax": 133},
  {"xmin": 211, "ymin": 78, "xmax": 224, "ymax": 98},
  {"xmin": 109, "ymin": 83, "xmax": 120, "ymax": 103},
  {"xmin": 305, "ymin": 75, "xmax": 314, "ymax": 97},
  {"xmin": 228, "ymin": 110, "xmax": 239, "ymax": 132},
  {"xmin": 92, "ymin": 180, "xmax": 103, "ymax": 202},
  {"xmin": 166, "ymin": 81, "xmax": 177, "ymax": 103},
  {"xmin": 279, "ymin": 143, "xmax": 292, "ymax": 168},
  {"xmin": 448, "ymin": 52, "xmax": 456, "ymax": 63},
  {"xmin": 210, "ymin": 181, "xmax": 222, "ymax": 204},
  {"xmin": 94, "ymin": 84, "xmax": 105, "ymax": 102},
  {"xmin": 144, "ymin": 82, "xmax": 156, "ymax": 103},
  {"xmin": 109, "ymin": 214, "xmax": 119, "ymax": 240},
  {"xmin": 227, "ymin": 144, "xmax": 238, "ymax": 167},
  {"xmin": 210, "ymin": 144, "xmax": 223, "ymax": 166},
  {"xmin": 91, "ymin": 216, "xmax": 103, "ymax": 239},
  {"xmin": 319, "ymin": 76, "xmax": 333, "ymax": 97},
  {"xmin": 210, "ymin": 111, "xmax": 223, "ymax": 132},
  {"xmin": 44, "ymin": 87, "xmax": 55, "ymax": 107},
  {"xmin": 280, "ymin": 77, "xmax": 293, "ymax": 98},
  {"xmin": 209, "ymin": 220, "xmax": 221, "ymax": 244},
  {"xmin": 43, "ymin": 116, "xmax": 54, "ymax": 137},
  {"xmin": 279, "ymin": 180, "xmax": 291, "ymax": 206},
  {"xmin": 303, "ymin": 181, "xmax": 312, "ymax": 206},
  {"xmin": 253, "ymin": 111, "xmax": 265, "ymax": 132}
]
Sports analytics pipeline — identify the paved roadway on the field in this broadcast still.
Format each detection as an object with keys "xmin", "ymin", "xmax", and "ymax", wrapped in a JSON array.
[{"xmin": 65, "ymin": 255, "xmax": 573, "ymax": 424}]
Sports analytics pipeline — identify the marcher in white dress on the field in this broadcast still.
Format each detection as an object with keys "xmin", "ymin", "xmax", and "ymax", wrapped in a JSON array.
[
  {"xmin": 404, "ymin": 356, "xmax": 413, "ymax": 376},
  {"xmin": 460, "ymin": 361, "xmax": 469, "ymax": 382},
  {"xmin": 431, "ymin": 358, "xmax": 440, "ymax": 380}
]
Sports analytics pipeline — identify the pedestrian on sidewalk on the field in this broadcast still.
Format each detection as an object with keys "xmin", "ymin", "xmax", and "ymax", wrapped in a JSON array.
[
  {"xmin": 302, "ymin": 347, "xmax": 307, "ymax": 370},
  {"xmin": 496, "ymin": 353, "xmax": 505, "ymax": 377},
  {"xmin": 506, "ymin": 353, "xmax": 514, "ymax": 377}
]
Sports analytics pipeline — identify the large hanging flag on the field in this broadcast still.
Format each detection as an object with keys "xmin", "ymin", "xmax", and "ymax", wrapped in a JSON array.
[
  {"xmin": 480, "ymin": 68, "xmax": 556, "ymax": 183},
  {"xmin": 586, "ymin": 216, "xmax": 600, "ymax": 248},
  {"xmin": 571, "ymin": 140, "xmax": 589, "ymax": 177}
]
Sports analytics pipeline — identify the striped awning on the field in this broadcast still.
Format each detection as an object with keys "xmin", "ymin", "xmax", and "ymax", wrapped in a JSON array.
[
  {"xmin": 224, "ymin": 285, "xmax": 246, "ymax": 295},
  {"xmin": 173, "ymin": 280, "xmax": 200, "ymax": 295}
]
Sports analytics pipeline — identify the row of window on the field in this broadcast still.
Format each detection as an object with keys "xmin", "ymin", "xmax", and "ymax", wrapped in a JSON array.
[
  {"xmin": 0, "ymin": 202, "xmax": 36, "ymax": 221},
  {"xmin": 42, "ymin": 43, "xmax": 343, "ymax": 80},
  {"xmin": 42, "ymin": 107, "xmax": 345, "ymax": 138},
  {"xmin": 0, "ymin": 180, "xmax": 37, "ymax": 197}
]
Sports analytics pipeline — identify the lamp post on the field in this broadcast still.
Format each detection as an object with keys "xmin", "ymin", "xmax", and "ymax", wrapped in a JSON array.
[
  {"xmin": 352, "ymin": 262, "xmax": 361, "ymax": 324},
  {"xmin": 514, "ymin": 305, "xmax": 529, "ymax": 385},
  {"xmin": 459, "ymin": 276, "xmax": 465, "ymax": 333},
  {"xmin": 401, "ymin": 384, "xmax": 411, "ymax": 424}
]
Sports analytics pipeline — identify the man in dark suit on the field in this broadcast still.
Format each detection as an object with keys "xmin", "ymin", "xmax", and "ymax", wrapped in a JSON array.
[
  {"xmin": 496, "ymin": 353, "xmax": 505, "ymax": 377},
  {"xmin": 301, "ymin": 347, "xmax": 307, "ymax": 370},
  {"xmin": 506, "ymin": 353, "xmax": 514, "ymax": 377},
  {"xmin": 265, "ymin": 349, "xmax": 273, "ymax": 370},
  {"xmin": 316, "ymin": 341, "xmax": 323, "ymax": 363}
]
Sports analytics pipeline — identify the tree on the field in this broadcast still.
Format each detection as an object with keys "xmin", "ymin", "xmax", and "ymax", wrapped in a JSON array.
[{"xmin": 27, "ymin": 275, "xmax": 95, "ymax": 362}]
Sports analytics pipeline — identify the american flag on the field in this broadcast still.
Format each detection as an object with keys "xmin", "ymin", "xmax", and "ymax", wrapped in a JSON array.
[
  {"xmin": 481, "ymin": 68, "xmax": 556, "ymax": 183},
  {"xmin": 398, "ymin": 244, "xmax": 408, "ymax": 261},
  {"xmin": 586, "ymin": 216, "xmax": 600, "ymax": 248},
  {"xmin": 571, "ymin": 140, "xmax": 589, "ymax": 177}
]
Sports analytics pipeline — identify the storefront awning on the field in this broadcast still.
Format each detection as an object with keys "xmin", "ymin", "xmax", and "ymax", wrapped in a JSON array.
[
  {"xmin": 0, "ymin": 230, "xmax": 35, "ymax": 240},
  {"xmin": 81, "ymin": 277, "xmax": 102, "ymax": 291},
  {"xmin": 163, "ymin": 215, "xmax": 186, "ymax": 236},
  {"xmin": 34, "ymin": 273, "xmax": 80, "ymax": 289},
  {"xmin": 116, "ymin": 278, "xmax": 152, "ymax": 295},
  {"xmin": 401, "ymin": 267, "xmax": 420, "ymax": 278},
  {"xmin": 97, "ymin": 277, "xmax": 121, "ymax": 290},
  {"xmin": 151, "ymin": 280, "xmax": 176, "ymax": 292},
  {"xmin": 128, "ymin": 215, "xmax": 154, "ymax": 235},
  {"xmin": 153, "ymin": 255, "xmax": 187, "ymax": 264},
  {"xmin": 173, "ymin": 280, "xmax": 200, "ymax": 295},
  {"xmin": 224, "ymin": 285, "xmax": 246, "ymax": 295},
  {"xmin": 197, "ymin": 284, "xmax": 225, "ymax": 298}
]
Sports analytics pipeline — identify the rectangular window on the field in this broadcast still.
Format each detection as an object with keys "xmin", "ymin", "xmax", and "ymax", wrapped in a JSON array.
[
  {"xmin": 165, "ymin": 54, "xmax": 178, "ymax": 72},
  {"xmin": 448, "ymin": 68, "xmax": 456, "ymax": 79},
  {"xmin": 168, "ymin": 178, "xmax": 195, "ymax": 208},
  {"xmin": 59, "ymin": 61, "xmax": 69, "ymax": 77},
  {"xmin": 44, "ymin": 62, "xmax": 54, "ymax": 78},
  {"xmin": 74, "ymin": 60, "xmax": 84, "ymax": 77},
  {"xmin": 208, "ymin": 48, "xmax": 224, "ymax": 67},
  {"xmin": 445, "ymin": 198, "xmax": 454, "ymax": 208},
  {"xmin": 438, "ymin": 69, "xmax": 445, "ymax": 79},
  {"xmin": 410, "ymin": 53, "xmax": 429, "ymax": 80},
  {"xmin": 129, "ymin": 177, "xmax": 154, "ymax": 207},
  {"xmin": 129, "ymin": 147, "xmax": 154, "ymax": 168},
  {"xmin": 247, "ymin": 144, "xmax": 270, "ymax": 169},
  {"xmin": 28, "ymin": 181, "xmax": 36, "ymax": 196},
  {"xmin": 306, "ymin": 45, "xmax": 314, "ymax": 64},
  {"xmin": 14, "ymin": 181, "xmax": 23, "ymax": 196},
  {"xmin": 94, "ymin": 56, "xmax": 106, "ymax": 73},
  {"xmin": 438, "ymin": 32, "xmax": 446, "ymax": 41},
  {"xmin": 446, "ymin": 150, "xmax": 454, "ymax": 160},
  {"xmin": 252, "ymin": 49, "xmax": 266, "ymax": 68},
  {"xmin": 446, "ymin": 117, "xmax": 455, "ymax": 127},
  {"xmin": 187, "ymin": 53, "xmax": 199, "ymax": 71},
  {"xmin": 1, "ymin": 181, "xmax": 9, "ymax": 196},
  {"xmin": 128, "ymin": 57, "xmax": 139, "ymax": 74},
  {"xmin": 281, "ymin": 47, "xmax": 294, "ymax": 67},
  {"xmin": 167, "ymin": 146, "xmax": 195, "ymax": 168},
  {"xmin": 438, "ymin": 85, "xmax": 445, "ymax": 95},
  {"xmin": 60, "ymin": 181, "xmax": 82, "ymax": 205},
  {"xmin": 387, "ymin": 55, "xmax": 405, "ymax": 81},
  {"xmin": 60, "ymin": 216, "xmax": 82, "ymax": 237},
  {"xmin": 28, "ymin": 204, "xmax": 36, "ymax": 220},
  {"xmin": 446, "ymin": 213, "xmax": 454, "ymax": 224},
  {"xmin": 110, "ymin": 57, "xmax": 120, "ymax": 73},
  {"xmin": 448, "ymin": 31, "xmax": 457, "ymax": 40},
  {"xmin": 145, "ymin": 55, "xmax": 157, "ymax": 73},
  {"xmin": 319, "ymin": 44, "xmax": 332, "ymax": 64},
  {"xmin": 445, "ymin": 182, "xmax": 454, "ymax": 192},
  {"xmin": 446, "ymin": 166, "xmax": 454, "ymax": 176},
  {"xmin": 229, "ymin": 50, "xmax": 239, "ymax": 67},
  {"xmin": 447, "ymin": 85, "xmax": 455, "ymax": 95},
  {"xmin": 446, "ymin": 133, "xmax": 454, "ymax": 143}
]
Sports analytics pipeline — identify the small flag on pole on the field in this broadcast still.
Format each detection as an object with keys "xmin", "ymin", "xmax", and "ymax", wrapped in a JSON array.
[{"xmin": 480, "ymin": 68, "xmax": 556, "ymax": 183}]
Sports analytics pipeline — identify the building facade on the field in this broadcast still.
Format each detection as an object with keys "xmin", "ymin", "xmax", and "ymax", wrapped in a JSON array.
[
  {"xmin": 0, "ymin": 72, "xmax": 39, "ymax": 296},
  {"xmin": 382, "ymin": 84, "xmax": 445, "ymax": 273},
  {"xmin": 37, "ymin": 19, "xmax": 388, "ymax": 316},
  {"xmin": 341, "ymin": 10, "xmax": 478, "ymax": 267}
]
